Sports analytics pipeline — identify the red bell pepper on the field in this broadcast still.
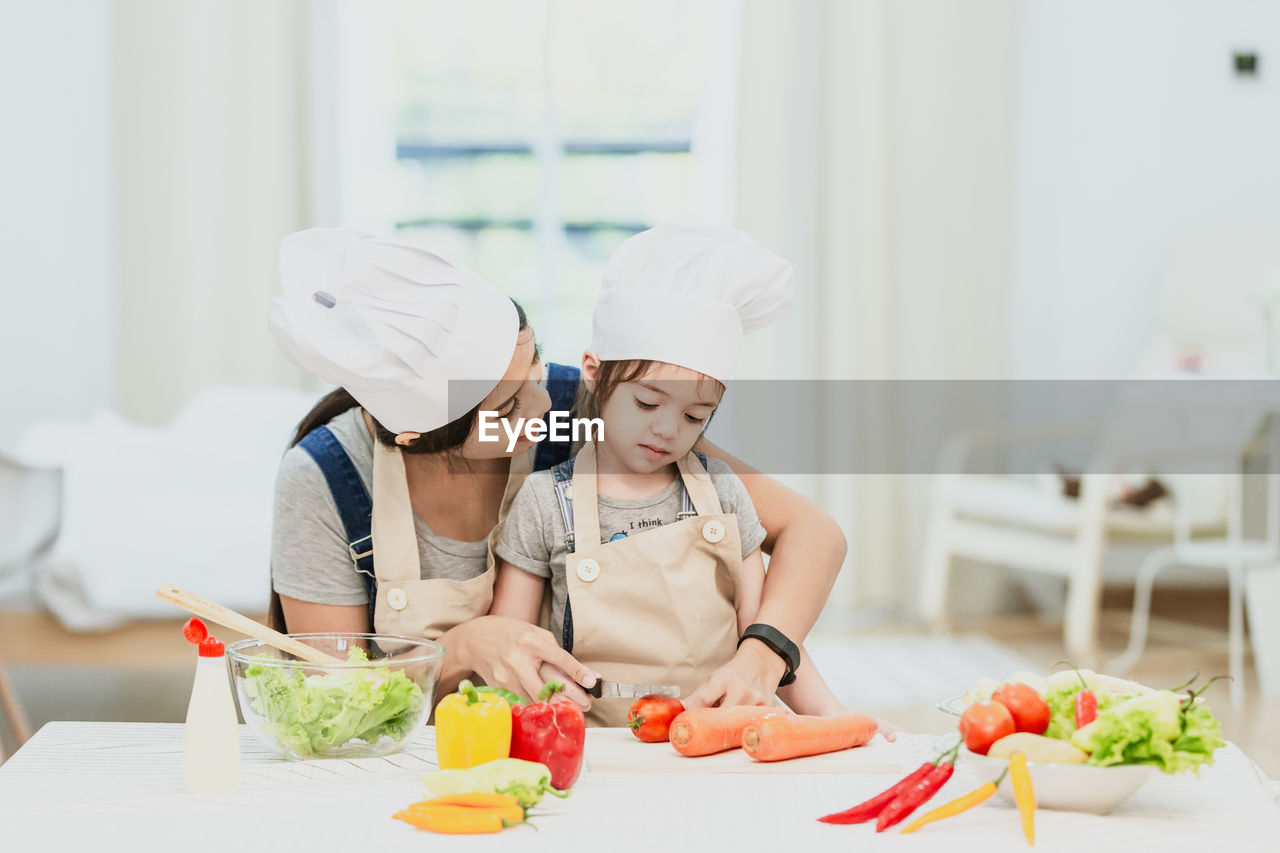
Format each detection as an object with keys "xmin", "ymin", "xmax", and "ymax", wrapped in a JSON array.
[{"xmin": 508, "ymin": 681, "xmax": 585, "ymax": 790}]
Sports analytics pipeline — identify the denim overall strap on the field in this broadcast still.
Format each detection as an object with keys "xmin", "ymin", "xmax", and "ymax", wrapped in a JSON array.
[
  {"xmin": 533, "ymin": 362, "xmax": 582, "ymax": 472},
  {"xmin": 298, "ymin": 425, "xmax": 377, "ymax": 627}
]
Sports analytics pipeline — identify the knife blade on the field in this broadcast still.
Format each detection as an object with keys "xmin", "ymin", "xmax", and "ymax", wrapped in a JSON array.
[{"xmin": 586, "ymin": 679, "xmax": 681, "ymax": 699}]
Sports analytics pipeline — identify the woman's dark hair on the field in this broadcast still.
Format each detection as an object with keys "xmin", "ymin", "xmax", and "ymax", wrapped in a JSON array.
[
  {"xmin": 288, "ymin": 299, "xmax": 530, "ymax": 452},
  {"xmin": 269, "ymin": 298, "xmax": 529, "ymax": 633}
]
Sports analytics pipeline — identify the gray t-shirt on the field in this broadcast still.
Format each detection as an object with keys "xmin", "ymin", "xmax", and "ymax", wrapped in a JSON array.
[
  {"xmin": 271, "ymin": 407, "xmax": 490, "ymax": 606},
  {"xmin": 494, "ymin": 455, "xmax": 767, "ymax": 640}
]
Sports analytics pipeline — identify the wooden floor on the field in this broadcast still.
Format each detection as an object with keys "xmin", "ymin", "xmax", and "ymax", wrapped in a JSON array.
[{"xmin": 2, "ymin": 592, "xmax": 1277, "ymax": 776}]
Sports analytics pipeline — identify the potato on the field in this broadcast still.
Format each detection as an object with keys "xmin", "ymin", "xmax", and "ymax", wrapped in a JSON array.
[{"xmin": 987, "ymin": 733, "xmax": 1089, "ymax": 764}]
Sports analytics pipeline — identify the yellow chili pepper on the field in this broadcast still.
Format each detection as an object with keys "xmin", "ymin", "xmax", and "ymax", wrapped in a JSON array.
[
  {"xmin": 1009, "ymin": 751, "xmax": 1036, "ymax": 845},
  {"xmin": 898, "ymin": 781, "xmax": 998, "ymax": 834},
  {"xmin": 434, "ymin": 680, "xmax": 512, "ymax": 769}
]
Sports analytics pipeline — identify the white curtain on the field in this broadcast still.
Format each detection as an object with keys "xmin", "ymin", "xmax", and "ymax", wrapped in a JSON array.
[
  {"xmin": 732, "ymin": 0, "xmax": 1020, "ymax": 618},
  {"xmin": 112, "ymin": 0, "xmax": 321, "ymax": 423}
]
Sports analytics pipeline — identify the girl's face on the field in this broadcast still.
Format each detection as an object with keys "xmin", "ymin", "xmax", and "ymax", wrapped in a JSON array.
[
  {"xmin": 460, "ymin": 326, "xmax": 551, "ymax": 459},
  {"xmin": 591, "ymin": 359, "xmax": 723, "ymax": 474}
]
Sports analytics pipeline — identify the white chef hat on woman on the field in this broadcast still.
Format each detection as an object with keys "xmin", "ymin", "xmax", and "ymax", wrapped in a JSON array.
[
  {"xmin": 589, "ymin": 224, "xmax": 794, "ymax": 383},
  {"xmin": 269, "ymin": 228, "xmax": 518, "ymax": 434}
]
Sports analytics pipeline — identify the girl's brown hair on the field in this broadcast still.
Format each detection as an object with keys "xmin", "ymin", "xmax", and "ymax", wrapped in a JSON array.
[{"xmin": 574, "ymin": 358, "xmax": 724, "ymax": 423}]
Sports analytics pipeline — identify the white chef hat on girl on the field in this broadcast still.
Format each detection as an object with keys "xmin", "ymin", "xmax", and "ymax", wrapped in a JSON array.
[
  {"xmin": 269, "ymin": 227, "xmax": 518, "ymax": 434},
  {"xmin": 589, "ymin": 224, "xmax": 794, "ymax": 382}
]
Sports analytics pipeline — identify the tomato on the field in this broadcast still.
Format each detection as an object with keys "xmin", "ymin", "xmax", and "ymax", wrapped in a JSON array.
[
  {"xmin": 960, "ymin": 700, "xmax": 1016, "ymax": 755},
  {"xmin": 626, "ymin": 695, "xmax": 685, "ymax": 743},
  {"xmin": 991, "ymin": 682, "xmax": 1051, "ymax": 735}
]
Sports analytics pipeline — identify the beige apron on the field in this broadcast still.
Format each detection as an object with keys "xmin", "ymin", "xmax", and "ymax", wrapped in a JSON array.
[
  {"xmin": 565, "ymin": 443, "xmax": 743, "ymax": 726},
  {"xmin": 369, "ymin": 441, "xmax": 531, "ymax": 639}
]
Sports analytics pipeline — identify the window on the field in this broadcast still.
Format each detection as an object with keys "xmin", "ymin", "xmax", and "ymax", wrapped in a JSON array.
[{"xmin": 332, "ymin": 0, "xmax": 740, "ymax": 364}]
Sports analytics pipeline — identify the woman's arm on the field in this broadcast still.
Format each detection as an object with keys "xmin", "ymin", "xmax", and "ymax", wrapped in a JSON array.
[
  {"xmin": 686, "ymin": 436, "xmax": 847, "ymax": 708},
  {"xmin": 735, "ymin": 548, "xmax": 766, "ymax": 635},
  {"xmin": 277, "ymin": 596, "xmax": 369, "ymax": 633}
]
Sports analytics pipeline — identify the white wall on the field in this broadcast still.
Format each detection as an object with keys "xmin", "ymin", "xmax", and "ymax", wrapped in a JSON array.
[
  {"xmin": 0, "ymin": 2, "xmax": 114, "ymax": 447},
  {"xmin": 1010, "ymin": 0, "xmax": 1280, "ymax": 379}
]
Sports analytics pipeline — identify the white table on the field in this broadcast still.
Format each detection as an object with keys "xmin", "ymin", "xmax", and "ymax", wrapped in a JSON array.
[{"xmin": 1, "ymin": 722, "xmax": 1276, "ymax": 852}]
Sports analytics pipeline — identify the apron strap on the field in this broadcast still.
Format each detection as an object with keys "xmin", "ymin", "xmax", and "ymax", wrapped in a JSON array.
[
  {"xmin": 371, "ymin": 440, "xmax": 422, "ymax": 583},
  {"xmin": 568, "ymin": 443, "xmax": 604, "ymax": 552},
  {"xmin": 676, "ymin": 450, "xmax": 724, "ymax": 516},
  {"xmin": 557, "ymin": 446, "xmax": 701, "ymax": 553}
]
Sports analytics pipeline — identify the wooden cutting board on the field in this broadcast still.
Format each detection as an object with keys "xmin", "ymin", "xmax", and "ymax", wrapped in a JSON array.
[{"xmin": 584, "ymin": 728, "xmax": 905, "ymax": 774}]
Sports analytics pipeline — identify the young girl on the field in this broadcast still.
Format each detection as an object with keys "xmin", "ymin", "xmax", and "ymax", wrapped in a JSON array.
[{"xmin": 490, "ymin": 224, "xmax": 845, "ymax": 726}]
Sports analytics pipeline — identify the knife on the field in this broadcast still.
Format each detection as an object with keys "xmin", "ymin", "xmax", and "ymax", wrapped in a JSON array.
[{"xmin": 585, "ymin": 679, "xmax": 681, "ymax": 699}]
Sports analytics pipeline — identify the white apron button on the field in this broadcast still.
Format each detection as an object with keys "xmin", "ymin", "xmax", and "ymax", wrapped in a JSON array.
[
  {"xmin": 576, "ymin": 558, "xmax": 600, "ymax": 582},
  {"xmin": 387, "ymin": 587, "xmax": 408, "ymax": 610},
  {"xmin": 702, "ymin": 520, "xmax": 726, "ymax": 543}
]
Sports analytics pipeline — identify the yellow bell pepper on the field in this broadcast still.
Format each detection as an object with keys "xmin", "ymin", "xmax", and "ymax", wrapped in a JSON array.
[{"xmin": 435, "ymin": 680, "xmax": 512, "ymax": 769}]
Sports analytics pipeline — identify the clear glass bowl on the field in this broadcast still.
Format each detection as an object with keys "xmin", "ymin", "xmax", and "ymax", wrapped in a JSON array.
[{"xmin": 226, "ymin": 633, "xmax": 444, "ymax": 760}]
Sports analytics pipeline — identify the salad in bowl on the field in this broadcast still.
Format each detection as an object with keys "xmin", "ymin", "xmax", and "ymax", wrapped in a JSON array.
[{"xmin": 942, "ymin": 667, "xmax": 1226, "ymax": 812}]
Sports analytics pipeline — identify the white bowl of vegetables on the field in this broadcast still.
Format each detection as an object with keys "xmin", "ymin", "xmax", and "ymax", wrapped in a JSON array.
[
  {"xmin": 227, "ymin": 632, "xmax": 444, "ymax": 760},
  {"xmin": 941, "ymin": 669, "xmax": 1225, "ymax": 814}
]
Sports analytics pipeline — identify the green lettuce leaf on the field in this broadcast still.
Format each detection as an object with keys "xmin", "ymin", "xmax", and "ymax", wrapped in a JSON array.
[
  {"xmin": 1069, "ymin": 691, "xmax": 1224, "ymax": 774},
  {"xmin": 243, "ymin": 647, "xmax": 425, "ymax": 757}
]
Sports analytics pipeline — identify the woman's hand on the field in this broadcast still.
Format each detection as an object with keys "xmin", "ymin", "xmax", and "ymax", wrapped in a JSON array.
[
  {"xmin": 453, "ymin": 615, "xmax": 600, "ymax": 708},
  {"xmin": 681, "ymin": 639, "xmax": 788, "ymax": 709}
]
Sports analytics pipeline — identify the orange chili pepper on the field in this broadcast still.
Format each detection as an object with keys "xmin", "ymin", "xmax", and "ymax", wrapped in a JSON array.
[
  {"xmin": 1009, "ymin": 751, "xmax": 1036, "ymax": 845},
  {"xmin": 404, "ymin": 793, "xmax": 524, "ymax": 823},
  {"xmin": 393, "ymin": 803, "xmax": 504, "ymax": 834}
]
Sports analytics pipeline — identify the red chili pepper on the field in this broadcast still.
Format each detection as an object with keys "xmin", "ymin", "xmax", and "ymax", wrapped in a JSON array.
[
  {"xmin": 508, "ymin": 681, "xmax": 586, "ymax": 790},
  {"xmin": 1075, "ymin": 689, "xmax": 1098, "ymax": 729},
  {"xmin": 875, "ymin": 760, "xmax": 955, "ymax": 832},
  {"xmin": 818, "ymin": 762, "xmax": 934, "ymax": 824}
]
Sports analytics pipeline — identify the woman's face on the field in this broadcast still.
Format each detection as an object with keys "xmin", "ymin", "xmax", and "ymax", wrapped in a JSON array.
[{"xmin": 459, "ymin": 326, "xmax": 552, "ymax": 459}]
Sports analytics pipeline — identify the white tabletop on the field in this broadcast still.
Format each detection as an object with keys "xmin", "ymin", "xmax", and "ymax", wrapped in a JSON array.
[{"xmin": 1, "ymin": 722, "xmax": 1276, "ymax": 852}]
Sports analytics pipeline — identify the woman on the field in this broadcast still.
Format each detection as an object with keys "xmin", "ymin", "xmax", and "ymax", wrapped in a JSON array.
[{"xmin": 268, "ymin": 228, "xmax": 846, "ymax": 711}]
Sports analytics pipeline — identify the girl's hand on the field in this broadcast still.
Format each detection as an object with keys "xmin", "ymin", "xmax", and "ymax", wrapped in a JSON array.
[
  {"xmin": 681, "ymin": 639, "xmax": 788, "ymax": 710},
  {"xmin": 459, "ymin": 615, "xmax": 599, "ymax": 708}
]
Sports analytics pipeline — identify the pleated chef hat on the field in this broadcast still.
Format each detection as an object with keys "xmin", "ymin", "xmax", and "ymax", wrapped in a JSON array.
[
  {"xmin": 269, "ymin": 228, "xmax": 518, "ymax": 434},
  {"xmin": 589, "ymin": 224, "xmax": 794, "ymax": 382}
]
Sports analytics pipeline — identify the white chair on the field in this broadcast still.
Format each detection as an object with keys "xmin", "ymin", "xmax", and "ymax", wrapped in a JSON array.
[
  {"xmin": 0, "ymin": 450, "xmax": 61, "ymax": 599},
  {"xmin": 918, "ymin": 424, "xmax": 1229, "ymax": 667},
  {"xmin": 921, "ymin": 223, "xmax": 1280, "ymax": 672},
  {"xmin": 1111, "ymin": 432, "xmax": 1280, "ymax": 709}
]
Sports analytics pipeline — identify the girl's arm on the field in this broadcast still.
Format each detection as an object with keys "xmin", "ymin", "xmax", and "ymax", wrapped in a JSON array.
[
  {"xmin": 687, "ymin": 436, "xmax": 847, "ymax": 708},
  {"xmin": 489, "ymin": 561, "xmax": 546, "ymax": 625}
]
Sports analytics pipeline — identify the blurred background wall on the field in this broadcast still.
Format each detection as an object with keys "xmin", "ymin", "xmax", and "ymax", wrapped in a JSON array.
[{"xmin": 2, "ymin": 0, "xmax": 1279, "ymax": 621}]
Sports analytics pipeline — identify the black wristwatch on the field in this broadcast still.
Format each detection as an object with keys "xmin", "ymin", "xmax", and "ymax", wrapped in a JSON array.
[{"xmin": 738, "ymin": 623, "xmax": 800, "ymax": 687}]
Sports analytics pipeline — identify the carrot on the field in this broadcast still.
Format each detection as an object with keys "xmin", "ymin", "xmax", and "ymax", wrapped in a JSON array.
[
  {"xmin": 741, "ymin": 713, "xmax": 878, "ymax": 762},
  {"xmin": 668, "ymin": 706, "xmax": 784, "ymax": 756}
]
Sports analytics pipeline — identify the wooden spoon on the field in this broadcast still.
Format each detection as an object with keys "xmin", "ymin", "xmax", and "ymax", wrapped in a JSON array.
[{"xmin": 154, "ymin": 585, "xmax": 344, "ymax": 665}]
